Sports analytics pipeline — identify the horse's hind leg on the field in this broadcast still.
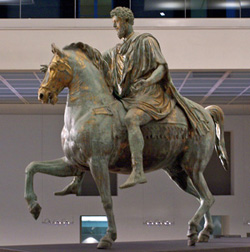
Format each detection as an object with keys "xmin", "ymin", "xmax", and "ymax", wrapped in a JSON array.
[
  {"xmin": 24, "ymin": 157, "xmax": 78, "ymax": 220},
  {"xmin": 89, "ymin": 156, "xmax": 117, "ymax": 249},
  {"xmin": 54, "ymin": 172, "xmax": 85, "ymax": 196},
  {"xmin": 187, "ymin": 171, "xmax": 215, "ymax": 246},
  {"xmin": 198, "ymin": 210, "xmax": 213, "ymax": 243},
  {"xmin": 167, "ymin": 169, "xmax": 213, "ymax": 244}
]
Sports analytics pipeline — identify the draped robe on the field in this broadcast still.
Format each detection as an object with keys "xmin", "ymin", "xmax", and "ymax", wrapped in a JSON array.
[
  {"xmin": 103, "ymin": 32, "xmax": 176, "ymax": 120},
  {"xmin": 103, "ymin": 32, "xmax": 209, "ymax": 135}
]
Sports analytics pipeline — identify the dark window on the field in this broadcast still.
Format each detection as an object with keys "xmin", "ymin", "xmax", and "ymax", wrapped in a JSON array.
[
  {"xmin": 186, "ymin": 0, "xmax": 240, "ymax": 18},
  {"xmin": 21, "ymin": 0, "xmax": 74, "ymax": 18},
  {"xmin": 78, "ymin": 172, "xmax": 117, "ymax": 196},
  {"xmin": 241, "ymin": 0, "xmax": 250, "ymax": 17},
  {"xmin": 0, "ymin": 2, "xmax": 20, "ymax": 18},
  {"xmin": 204, "ymin": 132, "xmax": 231, "ymax": 195},
  {"xmin": 78, "ymin": 0, "xmax": 112, "ymax": 18},
  {"xmin": 78, "ymin": 0, "xmax": 129, "ymax": 18},
  {"xmin": 113, "ymin": 0, "xmax": 130, "ymax": 8},
  {"xmin": 1, "ymin": 0, "xmax": 250, "ymax": 19}
]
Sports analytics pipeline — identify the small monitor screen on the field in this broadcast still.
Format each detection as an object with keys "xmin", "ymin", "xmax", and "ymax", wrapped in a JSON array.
[{"xmin": 80, "ymin": 216, "xmax": 108, "ymax": 243}]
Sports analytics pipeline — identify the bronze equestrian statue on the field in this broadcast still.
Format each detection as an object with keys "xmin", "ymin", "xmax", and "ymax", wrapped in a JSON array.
[{"xmin": 24, "ymin": 7, "xmax": 228, "ymax": 249}]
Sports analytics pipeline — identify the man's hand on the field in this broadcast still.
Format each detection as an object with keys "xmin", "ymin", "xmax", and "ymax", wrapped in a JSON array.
[{"xmin": 131, "ymin": 79, "xmax": 149, "ymax": 92}]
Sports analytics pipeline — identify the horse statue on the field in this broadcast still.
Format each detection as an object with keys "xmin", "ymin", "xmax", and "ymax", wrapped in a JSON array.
[{"xmin": 24, "ymin": 42, "xmax": 229, "ymax": 249}]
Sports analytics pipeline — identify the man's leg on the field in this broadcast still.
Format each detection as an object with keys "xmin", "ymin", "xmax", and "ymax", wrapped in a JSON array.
[{"xmin": 120, "ymin": 108, "xmax": 152, "ymax": 189}]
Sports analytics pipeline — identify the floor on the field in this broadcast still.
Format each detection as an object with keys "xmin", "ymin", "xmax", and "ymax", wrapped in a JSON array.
[{"xmin": 0, "ymin": 238, "xmax": 250, "ymax": 252}]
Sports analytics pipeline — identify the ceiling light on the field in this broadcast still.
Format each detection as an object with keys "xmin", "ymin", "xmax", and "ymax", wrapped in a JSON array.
[
  {"xmin": 241, "ymin": 1, "xmax": 250, "ymax": 7},
  {"xmin": 213, "ymin": 2, "xmax": 239, "ymax": 9},
  {"xmin": 160, "ymin": 12, "xmax": 166, "ymax": 16},
  {"xmin": 0, "ymin": 0, "xmax": 33, "ymax": 4},
  {"xmin": 145, "ymin": 0, "xmax": 184, "ymax": 11}
]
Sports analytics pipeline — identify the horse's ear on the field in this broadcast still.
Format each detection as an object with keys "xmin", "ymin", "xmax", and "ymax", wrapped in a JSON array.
[{"xmin": 51, "ymin": 43, "xmax": 63, "ymax": 57}]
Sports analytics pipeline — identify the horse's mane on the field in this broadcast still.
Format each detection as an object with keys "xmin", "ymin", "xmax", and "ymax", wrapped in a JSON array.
[{"xmin": 63, "ymin": 42, "xmax": 113, "ymax": 93}]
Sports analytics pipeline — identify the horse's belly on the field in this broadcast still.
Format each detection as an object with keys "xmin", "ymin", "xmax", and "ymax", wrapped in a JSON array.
[{"xmin": 110, "ymin": 124, "xmax": 189, "ymax": 174}]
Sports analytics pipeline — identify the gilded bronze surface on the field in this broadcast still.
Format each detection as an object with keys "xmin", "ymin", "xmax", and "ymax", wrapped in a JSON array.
[{"xmin": 25, "ymin": 42, "xmax": 229, "ymax": 249}]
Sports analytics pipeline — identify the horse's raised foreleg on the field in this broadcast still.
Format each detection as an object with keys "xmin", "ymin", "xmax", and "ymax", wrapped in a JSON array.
[
  {"xmin": 90, "ymin": 156, "xmax": 117, "ymax": 249},
  {"xmin": 187, "ymin": 171, "xmax": 215, "ymax": 246},
  {"xmin": 24, "ymin": 157, "xmax": 78, "ymax": 220}
]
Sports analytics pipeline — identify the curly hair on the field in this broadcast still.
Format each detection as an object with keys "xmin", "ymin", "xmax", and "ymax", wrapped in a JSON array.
[{"xmin": 110, "ymin": 7, "xmax": 134, "ymax": 25}]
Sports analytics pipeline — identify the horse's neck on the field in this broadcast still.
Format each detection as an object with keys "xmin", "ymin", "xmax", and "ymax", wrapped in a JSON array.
[{"xmin": 66, "ymin": 63, "xmax": 114, "ymax": 116}]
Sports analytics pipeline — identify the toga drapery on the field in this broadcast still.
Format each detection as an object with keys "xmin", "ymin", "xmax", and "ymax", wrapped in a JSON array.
[
  {"xmin": 103, "ymin": 32, "xmax": 209, "ymax": 135},
  {"xmin": 102, "ymin": 32, "xmax": 175, "ymax": 120}
]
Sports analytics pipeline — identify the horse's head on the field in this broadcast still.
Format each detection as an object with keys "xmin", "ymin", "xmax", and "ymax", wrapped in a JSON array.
[{"xmin": 38, "ymin": 44, "xmax": 73, "ymax": 104}]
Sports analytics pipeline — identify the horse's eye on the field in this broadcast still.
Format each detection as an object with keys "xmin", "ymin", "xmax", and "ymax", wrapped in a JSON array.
[{"xmin": 58, "ymin": 64, "xmax": 65, "ymax": 71}]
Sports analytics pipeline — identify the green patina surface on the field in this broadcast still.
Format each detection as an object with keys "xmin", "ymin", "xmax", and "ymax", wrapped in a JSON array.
[{"xmin": 25, "ymin": 7, "xmax": 229, "ymax": 250}]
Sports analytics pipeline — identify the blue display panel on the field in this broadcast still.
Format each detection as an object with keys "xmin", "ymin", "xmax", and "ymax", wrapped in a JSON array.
[{"xmin": 80, "ymin": 216, "xmax": 108, "ymax": 243}]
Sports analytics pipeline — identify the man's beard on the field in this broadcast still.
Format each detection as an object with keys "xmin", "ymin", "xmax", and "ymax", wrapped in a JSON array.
[{"xmin": 117, "ymin": 25, "xmax": 127, "ymax": 39}]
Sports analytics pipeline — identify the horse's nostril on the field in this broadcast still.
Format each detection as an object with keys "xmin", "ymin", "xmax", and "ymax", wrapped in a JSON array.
[{"xmin": 39, "ymin": 93, "xmax": 44, "ymax": 99}]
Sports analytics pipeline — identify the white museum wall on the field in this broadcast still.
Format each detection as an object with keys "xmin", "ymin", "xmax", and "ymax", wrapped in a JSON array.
[
  {"xmin": 0, "ymin": 111, "xmax": 250, "ymax": 246},
  {"xmin": 0, "ymin": 18, "xmax": 250, "ymax": 245},
  {"xmin": 0, "ymin": 19, "xmax": 250, "ymax": 70}
]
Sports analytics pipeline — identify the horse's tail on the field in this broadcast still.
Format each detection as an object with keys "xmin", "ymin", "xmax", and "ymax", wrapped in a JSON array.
[{"xmin": 205, "ymin": 105, "xmax": 229, "ymax": 171}]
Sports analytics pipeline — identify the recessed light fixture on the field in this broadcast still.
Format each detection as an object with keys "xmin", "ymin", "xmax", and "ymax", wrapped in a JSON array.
[{"xmin": 160, "ymin": 12, "xmax": 165, "ymax": 16}]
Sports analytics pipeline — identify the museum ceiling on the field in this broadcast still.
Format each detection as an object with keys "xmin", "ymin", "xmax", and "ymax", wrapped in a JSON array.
[{"xmin": 0, "ymin": 70, "xmax": 249, "ymax": 105}]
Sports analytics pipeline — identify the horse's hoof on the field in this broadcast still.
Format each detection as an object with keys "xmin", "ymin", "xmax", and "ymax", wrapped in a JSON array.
[
  {"xmin": 29, "ymin": 202, "xmax": 42, "ymax": 220},
  {"xmin": 187, "ymin": 239, "xmax": 196, "ymax": 246},
  {"xmin": 54, "ymin": 176, "xmax": 83, "ymax": 196},
  {"xmin": 187, "ymin": 234, "xmax": 198, "ymax": 246},
  {"xmin": 198, "ymin": 233, "xmax": 210, "ymax": 243},
  {"xmin": 54, "ymin": 186, "xmax": 76, "ymax": 196},
  {"xmin": 97, "ymin": 236, "xmax": 113, "ymax": 249}
]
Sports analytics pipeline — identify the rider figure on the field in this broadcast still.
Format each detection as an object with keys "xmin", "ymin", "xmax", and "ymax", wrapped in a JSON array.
[
  {"xmin": 103, "ymin": 7, "xmax": 175, "ymax": 188},
  {"xmin": 55, "ymin": 7, "xmax": 204, "ymax": 194}
]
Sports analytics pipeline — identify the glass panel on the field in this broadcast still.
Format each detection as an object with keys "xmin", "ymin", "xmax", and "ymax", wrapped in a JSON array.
[
  {"xmin": 78, "ymin": 0, "xmax": 95, "ymax": 18},
  {"xmin": 132, "ymin": 0, "xmax": 185, "ymax": 18},
  {"xmin": 241, "ymin": 0, "xmax": 250, "ymax": 17},
  {"xmin": 77, "ymin": 0, "xmax": 128, "ymax": 18},
  {"xmin": 98, "ymin": 0, "xmax": 112, "ymax": 17},
  {"xmin": 112, "ymin": 0, "xmax": 130, "ymax": 9},
  {"xmin": 1, "ymin": 0, "xmax": 248, "ymax": 19},
  {"xmin": 187, "ymin": 0, "xmax": 240, "ymax": 18},
  {"xmin": 78, "ymin": 0, "xmax": 113, "ymax": 18},
  {"xmin": 0, "ymin": 0, "xmax": 20, "ymax": 18},
  {"xmin": 21, "ymin": 0, "xmax": 74, "ymax": 18},
  {"xmin": 186, "ymin": 0, "xmax": 208, "ymax": 17}
]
